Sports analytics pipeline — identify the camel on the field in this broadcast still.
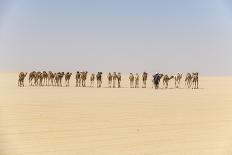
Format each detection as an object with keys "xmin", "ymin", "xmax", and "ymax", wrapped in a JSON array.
[
  {"xmin": 29, "ymin": 71, "xmax": 36, "ymax": 86},
  {"xmin": 65, "ymin": 72, "xmax": 72, "ymax": 87},
  {"xmin": 107, "ymin": 73, "xmax": 112, "ymax": 88},
  {"xmin": 90, "ymin": 73, "xmax": 95, "ymax": 87},
  {"xmin": 55, "ymin": 72, "xmax": 65, "ymax": 87},
  {"xmin": 117, "ymin": 72, "xmax": 121, "ymax": 88},
  {"xmin": 129, "ymin": 73, "xmax": 134, "ymax": 88},
  {"xmin": 142, "ymin": 72, "xmax": 148, "ymax": 88},
  {"xmin": 36, "ymin": 72, "xmax": 43, "ymax": 86},
  {"xmin": 152, "ymin": 73, "xmax": 163, "ymax": 89},
  {"xmin": 174, "ymin": 73, "xmax": 182, "ymax": 88},
  {"xmin": 185, "ymin": 73, "xmax": 192, "ymax": 88},
  {"xmin": 18, "ymin": 72, "xmax": 27, "ymax": 87},
  {"xmin": 80, "ymin": 71, "xmax": 88, "ymax": 87},
  {"xmin": 42, "ymin": 71, "xmax": 48, "ymax": 86},
  {"xmin": 135, "ymin": 73, "xmax": 139, "ymax": 88},
  {"xmin": 54, "ymin": 73, "xmax": 59, "ymax": 86},
  {"xmin": 48, "ymin": 71, "xmax": 55, "ymax": 86},
  {"xmin": 112, "ymin": 72, "xmax": 117, "ymax": 88},
  {"xmin": 192, "ymin": 72, "xmax": 199, "ymax": 89},
  {"xmin": 163, "ymin": 75, "xmax": 174, "ymax": 88},
  {"xmin": 96, "ymin": 72, "xmax": 103, "ymax": 88},
  {"xmin": 75, "ymin": 71, "xmax": 81, "ymax": 87}
]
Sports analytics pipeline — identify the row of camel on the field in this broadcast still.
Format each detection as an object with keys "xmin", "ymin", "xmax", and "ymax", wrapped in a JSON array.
[{"xmin": 18, "ymin": 71, "xmax": 199, "ymax": 89}]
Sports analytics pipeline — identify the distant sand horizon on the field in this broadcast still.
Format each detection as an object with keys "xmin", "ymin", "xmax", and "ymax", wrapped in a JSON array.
[{"xmin": 1, "ymin": 73, "xmax": 232, "ymax": 154}]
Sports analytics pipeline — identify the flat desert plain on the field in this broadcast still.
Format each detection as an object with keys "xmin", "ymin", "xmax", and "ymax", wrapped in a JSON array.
[{"xmin": 1, "ymin": 73, "xmax": 232, "ymax": 155}]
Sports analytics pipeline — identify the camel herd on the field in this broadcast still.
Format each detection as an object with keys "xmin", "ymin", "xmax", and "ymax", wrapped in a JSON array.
[{"xmin": 18, "ymin": 71, "xmax": 199, "ymax": 89}]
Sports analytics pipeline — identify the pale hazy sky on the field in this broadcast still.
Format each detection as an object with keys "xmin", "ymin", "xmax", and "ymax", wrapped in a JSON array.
[{"xmin": 0, "ymin": 0, "xmax": 232, "ymax": 75}]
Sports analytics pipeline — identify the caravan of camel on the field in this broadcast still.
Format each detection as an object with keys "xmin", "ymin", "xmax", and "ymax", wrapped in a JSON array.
[{"xmin": 18, "ymin": 71, "xmax": 199, "ymax": 89}]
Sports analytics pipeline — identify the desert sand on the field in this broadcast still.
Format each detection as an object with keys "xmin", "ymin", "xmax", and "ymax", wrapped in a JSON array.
[{"xmin": 1, "ymin": 73, "xmax": 232, "ymax": 155}]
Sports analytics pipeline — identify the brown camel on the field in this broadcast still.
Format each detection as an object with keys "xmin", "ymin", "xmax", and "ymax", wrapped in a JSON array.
[
  {"xmin": 18, "ymin": 72, "xmax": 27, "ymax": 87},
  {"xmin": 55, "ymin": 72, "xmax": 65, "ymax": 87},
  {"xmin": 29, "ymin": 71, "xmax": 36, "ymax": 86},
  {"xmin": 42, "ymin": 71, "xmax": 48, "ymax": 86},
  {"xmin": 96, "ymin": 72, "xmax": 103, "ymax": 88},
  {"xmin": 142, "ymin": 72, "xmax": 148, "ymax": 88},
  {"xmin": 117, "ymin": 72, "xmax": 121, "ymax": 88},
  {"xmin": 192, "ymin": 72, "xmax": 199, "ymax": 89},
  {"xmin": 163, "ymin": 75, "xmax": 174, "ymax": 88},
  {"xmin": 75, "ymin": 71, "xmax": 81, "ymax": 87},
  {"xmin": 81, "ymin": 71, "xmax": 88, "ymax": 87},
  {"xmin": 185, "ymin": 73, "xmax": 192, "ymax": 88},
  {"xmin": 65, "ymin": 72, "xmax": 72, "ymax": 87},
  {"xmin": 48, "ymin": 71, "xmax": 55, "ymax": 86}
]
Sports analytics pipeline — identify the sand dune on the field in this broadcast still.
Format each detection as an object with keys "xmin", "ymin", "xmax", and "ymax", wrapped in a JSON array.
[{"xmin": 1, "ymin": 73, "xmax": 232, "ymax": 155}]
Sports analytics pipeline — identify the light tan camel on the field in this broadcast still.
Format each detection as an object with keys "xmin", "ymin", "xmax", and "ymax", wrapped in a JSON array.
[
  {"xmin": 65, "ymin": 72, "xmax": 72, "ymax": 87},
  {"xmin": 18, "ymin": 72, "xmax": 27, "ymax": 87},
  {"xmin": 185, "ymin": 73, "xmax": 192, "ymax": 88},
  {"xmin": 142, "ymin": 72, "xmax": 148, "ymax": 88},
  {"xmin": 42, "ymin": 71, "xmax": 48, "ymax": 86},
  {"xmin": 107, "ymin": 73, "xmax": 112, "ymax": 88},
  {"xmin": 48, "ymin": 71, "xmax": 55, "ymax": 86},
  {"xmin": 112, "ymin": 72, "xmax": 117, "ymax": 88},
  {"xmin": 174, "ymin": 73, "xmax": 182, "ymax": 88},
  {"xmin": 117, "ymin": 72, "xmax": 121, "ymax": 88},
  {"xmin": 90, "ymin": 73, "xmax": 95, "ymax": 87},
  {"xmin": 192, "ymin": 72, "xmax": 199, "ymax": 89},
  {"xmin": 135, "ymin": 73, "xmax": 139, "ymax": 88},
  {"xmin": 129, "ymin": 73, "xmax": 134, "ymax": 88},
  {"xmin": 163, "ymin": 75, "xmax": 174, "ymax": 88}
]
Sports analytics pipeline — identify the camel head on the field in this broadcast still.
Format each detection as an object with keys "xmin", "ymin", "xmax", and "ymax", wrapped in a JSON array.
[{"xmin": 170, "ymin": 75, "xmax": 174, "ymax": 79}]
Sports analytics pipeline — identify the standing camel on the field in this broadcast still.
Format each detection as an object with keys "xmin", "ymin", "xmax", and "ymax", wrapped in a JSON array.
[
  {"xmin": 42, "ymin": 71, "xmax": 48, "ymax": 86},
  {"xmin": 90, "ymin": 73, "xmax": 95, "ymax": 87},
  {"xmin": 129, "ymin": 73, "xmax": 134, "ymax": 88},
  {"xmin": 18, "ymin": 72, "xmax": 27, "ymax": 87},
  {"xmin": 185, "ymin": 73, "xmax": 192, "ymax": 88},
  {"xmin": 96, "ymin": 72, "xmax": 103, "ymax": 88},
  {"xmin": 142, "ymin": 72, "xmax": 148, "ymax": 88},
  {"xmin": 117, "ymin": 72, "xmax": 121, "ymax": 88},
  {"xmin": 163, "ymin": 75, "xmax": 174, "ymax": 88},
  {"xmin": 174, "ymin": 73, "xmax": 182, "ymax": 88},
  {"xmin": 55, "ymin": 72, "xmax": 65, "ymax": 87},
  {"xmin": 81, "ymin": 71, "xmax": 88, "ymax": 87},
  {"xmin": 107, "ymin": 73, "xmax": 112, "ymax": 88},
  {"xmin": 75, "ymin": 71, "xmax": 81, "ymax": 87},
  {"xmin": 48, "ymin": 71, "xmax": 55, "ymax": 86},
  {"xmin": 152, "ymin": 73, "xmax": 163, "ymax": 89},
  {"xmin": 37, "ymin": 72, "xmax": 43, "ymax": 86},
  {"xmin": 192, "ymin": 72, "xmax": 199, "ymax": 89},
  {"xmin": 65, "ymin": 72, "xmax": 72, "ymax": 87},
  {"xmin": 29, "ymin": 71, "xmax": 36, "ymax": 86},
  {"xmin": 112, "ymin": 72, "xmax": 117, "ymax": 88},
  {"xmin": 135, "ymin": 73, "xmax": 139, "ymax": 88}
]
